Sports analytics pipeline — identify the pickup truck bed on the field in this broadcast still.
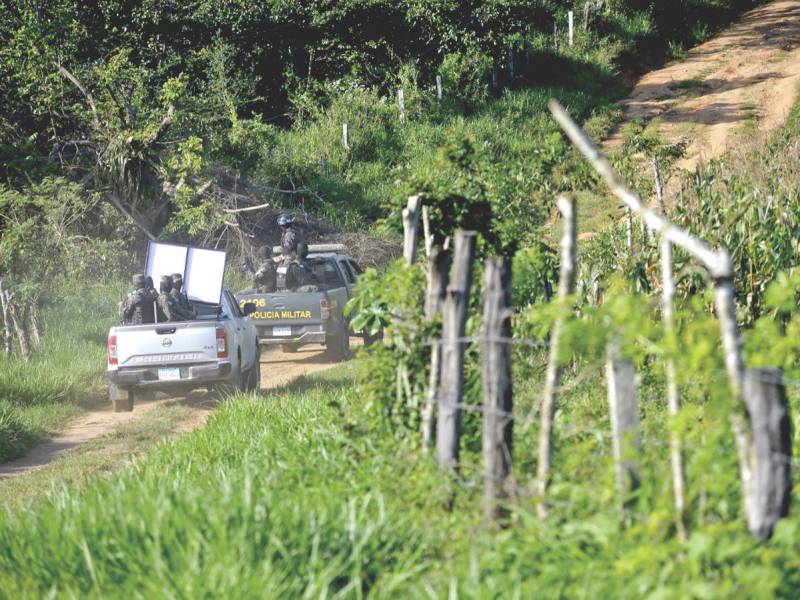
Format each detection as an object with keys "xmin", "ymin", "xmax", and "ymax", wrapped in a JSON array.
[{"xmin": 107, "ymin": 287, "xmax": 260, "ymax": 411}]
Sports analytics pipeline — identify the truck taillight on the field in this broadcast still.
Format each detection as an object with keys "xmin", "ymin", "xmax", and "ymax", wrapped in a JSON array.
[
  {"xmin": 216, "ymin": 327, "xmax": 228, "ymax": 358},
  {"xmin": 320, "ymin": 298, "xmax": 331, "ymax": 320},
  {"xmin": 108, "ymin": 334, "xmax": 118, "ymax": 366}
]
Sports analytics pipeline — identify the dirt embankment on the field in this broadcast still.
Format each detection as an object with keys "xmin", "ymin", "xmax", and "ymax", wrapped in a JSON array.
[{"xmin": 607, "ymin": 0, "xmax": 800, "ymax": 174}]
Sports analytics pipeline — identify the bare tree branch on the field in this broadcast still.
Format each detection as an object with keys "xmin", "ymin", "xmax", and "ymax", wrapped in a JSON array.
[{"xmin": 53, "ymin": 62, "xmax": 100, "ymax": 129}]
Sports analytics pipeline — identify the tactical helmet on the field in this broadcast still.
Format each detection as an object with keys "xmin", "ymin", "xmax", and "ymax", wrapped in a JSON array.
[
  {"xmin": 297, "ymin": 242, "xmax": 309, "ymax": 259},
  {"xmin": 132, "ymin": 273, "xmax": 146, "ymax": 288},
  {"xmin": 159, "ymin": 275, "xmax": 172, "ymax": 293},
  {"xmin": 277, "ymin": 213, "xmax": 295, "ymax": 227},
  {"xmin": 171, "ymin": 273, "xmax": 183, "ymax": 289}
]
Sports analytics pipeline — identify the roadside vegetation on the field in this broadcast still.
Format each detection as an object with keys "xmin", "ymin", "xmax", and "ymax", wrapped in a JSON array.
[
  {"xmin": 0, "ymin": 284, "xmax": 122, "ymax": 462},
  {"xmin": 2, "ymin": 92, "xmax": 800, "ymax": 595}
]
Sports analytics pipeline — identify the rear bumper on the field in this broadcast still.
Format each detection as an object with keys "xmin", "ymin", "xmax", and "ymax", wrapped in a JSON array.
[
  {"xmin": 107, "ymin": 362, "xmax": 232, "ymax": 388},
  {"xmin": 256, "ymin": 324, "xmax": 328, "ymax": 346}
]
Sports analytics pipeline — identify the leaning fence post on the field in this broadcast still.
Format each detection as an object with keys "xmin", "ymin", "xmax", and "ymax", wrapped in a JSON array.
[
  {"xmin": 535, "ymin": 195, "xmax": 577, "ymax": 517},
  {"xmin": 422, "ymin": 247, "xmax": 451, "ymax": 446},
  {"xmin": 743, "ymin": 368, "xmax": 792, "ymax": 541},
  {"xmin": 606, "ymin": 342, "xmax": 641, "ymax": 522},
  {"xmin": 661, "ymin": 235, "xmax": 687, "ymax": 540},
  {"xmin": 482, "ymin": 258, "xmax": 514, "ymax": 523},
  {"xmin": 402, "ymin": 195, "xmax": 422, "ymax": 266},
  {"xmin": 436, "ymin": 231, "xmax": 477, "ymax": 470},
  {"xmin": 548, "ymin": 100, "xmax": 754, "ymax": 524}
]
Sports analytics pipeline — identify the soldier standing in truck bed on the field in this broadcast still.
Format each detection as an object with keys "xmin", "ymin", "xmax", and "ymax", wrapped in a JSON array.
[
  {"xmin": 278, "ymin": 213, "xmax": 304, "ymax": 252},
  {"xmin": 121, "ymin": 273, "xmax": 156, "ymax": 325}
]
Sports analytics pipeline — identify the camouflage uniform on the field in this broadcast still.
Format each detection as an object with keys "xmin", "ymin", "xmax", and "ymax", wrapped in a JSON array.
[
  {"xmin": 155, "ymin": 276, "xmax": 175, "ymax": 322},
  {"xmin": 121, "ymin": 274, "xmax": 156, "ymax": 325},
  {"xmin": 170, "ymin": 273, "xmax": 196, "ymax": 321},
  {"xmin": 254, "ymin": 245, "xmax": 277, "ymax": 293}
]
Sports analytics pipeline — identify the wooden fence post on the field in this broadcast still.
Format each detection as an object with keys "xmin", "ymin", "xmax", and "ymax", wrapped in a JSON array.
[
  {"xmin": 606, "ymin": 342, "xmax": 641, "ymax": 521},
  {"xmin": 743, "ymin": 368, "xmax": 792, "ymax": 542},
  {"xmin": 548, "ymin": 100, "xmax": 753, "ymax": 522},
  {"xmin": 421, "ymin": 205, "xmax": 433, "ymax": 260},
  {"xmin": 568, "ymin": 11, "xmax": 574, "ymax": 47},
  {"xmin": 661, "ymin": 235, "xmax": 687, "ymax": 539},
  {"xmin": 422, "ymin": 247, "xmax": 451, "ymax": 445},
  {"xmin": 436, "ymin": 75, "xmax": 443, "ymax": 101},
  {"xmin": 507, "ymin": 46, "xmax": 515, "ymax": 80},
  {"xmin": 651, "ymin": 157, "xmax": 665, "ymax": 212},
  {"xmin": 402, "ymin": 195, "xmax": 422, "ymax": 266},
  {"xmin": 342, "ymin": 123, "xmax": 349, "ymax": 149},
  {"xmin": 626, "ymin": 206, "xmax": 633, "ymax": 250},
  {"xmin": 398, "ymin": 88, "xmax": 405, "ymax": 124},
  {"xmin": 0, "ymin": 281, "xmax": 13, "ymax": 356},
  {"xmin": 491, "ymin": 67, "xmax": 499, "ymax": 92},
  {"xmin": 482, "ymin": 258, "xmax": 514, "ymax": 523},
  {"xmin": 436, "ymin": 231, "xmax": 476, "ymax": 470},
  {"xmin": 536, "ymin": 195, "xmax": 577, "ymax": 517}
]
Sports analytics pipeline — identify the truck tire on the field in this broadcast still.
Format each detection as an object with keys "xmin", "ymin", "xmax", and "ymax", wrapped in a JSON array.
[
  {"xmin": 245, "ymin": 346, "xmax": 262, "ymax": 392},
  {"xmin": 325, "ymin": 329, "xmax": 351, "ymax": 362},
  {"xmin": 216, "ymin": 365, "xmax": 244, "ymax": 395},
  {"xmin": 112, "ymin": 389, "xmax": 134, "ymax": 412}
]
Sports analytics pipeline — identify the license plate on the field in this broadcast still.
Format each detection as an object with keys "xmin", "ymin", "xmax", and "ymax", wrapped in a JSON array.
[
  {"xmin": 158, "ymin": 367, "xmax": 181, "ymax": 381},
  {"xmin": 273, "ymin": 326, "xmax": 292, "ymax": 337}
]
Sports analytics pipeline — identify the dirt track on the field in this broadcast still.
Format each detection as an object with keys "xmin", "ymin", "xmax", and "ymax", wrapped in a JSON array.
[
  {"xmin": 607, "ymin": 0, "xmax": 800, "ymax": 172},
  {"xmin": 0, "ymin": 342, "xmax": 356, "ymax": 479}
]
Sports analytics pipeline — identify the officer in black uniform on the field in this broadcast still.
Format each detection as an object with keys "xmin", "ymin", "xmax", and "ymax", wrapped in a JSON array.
[
  {"xmin": 121, "ymin": 273, "xmax": 156, "ymax": 325},
  {"xmin": 276, "ymin": 239, "xmax": 301, "ymax": 291},
  {"xmin": 155, "ymin": 275, "xmax": 175, "ymax": 322},
  {"xmin": 170, "ymin": 273, "xmax": 196, "ymax": 320},
  {"xmin": 294, "ymin": 242, "xmax": 319, "ymax": 289},
  {"xmin": 254, "ymin": 245, "xmax": 277, "ymax": 293}
]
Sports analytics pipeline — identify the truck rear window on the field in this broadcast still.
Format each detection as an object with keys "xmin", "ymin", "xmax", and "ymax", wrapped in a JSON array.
[{"xmin": 310, "ymin": 258, "xmax": 345, "ymax": 288}]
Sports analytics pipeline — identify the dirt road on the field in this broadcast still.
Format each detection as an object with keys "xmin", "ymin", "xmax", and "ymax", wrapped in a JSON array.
[
  {"xmin": 607, "ymin": 0, "xmax": 800, "ymax": 172},
  {"xmin": 0, "ymin": 342, "xmax": 356, "ymax": 480}
]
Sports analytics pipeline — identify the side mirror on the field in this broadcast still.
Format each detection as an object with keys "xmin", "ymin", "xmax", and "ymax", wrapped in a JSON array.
[{"xmin": 242, "ymin": 302, "xmax": 256, "ymax": 317}]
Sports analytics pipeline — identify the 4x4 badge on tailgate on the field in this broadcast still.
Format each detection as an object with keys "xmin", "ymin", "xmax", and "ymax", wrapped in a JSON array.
[{"xmin": 161, "ymin": 337, "xmax": 173, "ymax": 347}]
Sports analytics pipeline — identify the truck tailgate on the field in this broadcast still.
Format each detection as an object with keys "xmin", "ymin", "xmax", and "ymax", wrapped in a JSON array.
[
  {"xmin": 116, "ymin": 321, "xmax": 218, "ymax": 367},
  {"xmin": 238, "ymin": 292, "xmax": 324, "ymax": 327}
]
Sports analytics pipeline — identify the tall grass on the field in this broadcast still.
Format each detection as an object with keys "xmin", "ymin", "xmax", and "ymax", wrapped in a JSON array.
[
  {"xmin": 1, "ymin": 366, "xmax": 799, "ymax": 597},
  {"xmin": 0, "ymin": 282, "xmax": 124, "ymax": 461}
]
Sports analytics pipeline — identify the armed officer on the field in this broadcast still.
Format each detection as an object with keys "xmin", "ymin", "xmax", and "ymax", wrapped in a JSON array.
[
  {"xmin": 295, "ymin": 242, "xmax": 319, "ymax": 290},
  {"xmin": 155, "ymin": 275, "xmax": 175, "ymax": 322},
  {"xmin": 278, "ymin": 213, "xmax": 304, "ymax": 252},
  {"xmin": 121, "ymin": 273, "xmax": 156, "ymax": 325},
  {"xmin": 170, "ymin": 273, "xmax": 196, "ymax": 320},
  {"xmin": 254, "ymin": 245, "xmax": 277, "ymax": 293}
]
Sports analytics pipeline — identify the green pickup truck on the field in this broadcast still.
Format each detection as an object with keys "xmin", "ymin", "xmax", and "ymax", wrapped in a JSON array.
[{"xmin": 235, "ymin": 247, "xmax": 362, "ymax": 360}]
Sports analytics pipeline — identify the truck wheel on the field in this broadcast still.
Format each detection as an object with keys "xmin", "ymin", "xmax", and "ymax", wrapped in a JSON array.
[
  {"xmin": 217, "ymin": 366, "xmax": 244, "ymax": 395},
  {"xmin": 245, "ymin": 347, "xmax": 261, "ymax": 392},
  {"xmin": 325, "ymin": 330, "xmax": 351, "ymax": 362},
  {"xmin": 112, "ymin": 389, "xmax": 134, "ymax": 412}
]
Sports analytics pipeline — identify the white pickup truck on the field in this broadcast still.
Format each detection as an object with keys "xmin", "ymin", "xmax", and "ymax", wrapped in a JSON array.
[{"xmin": 106, "ymin": 287, "xmax": 260, "ymax": 411}]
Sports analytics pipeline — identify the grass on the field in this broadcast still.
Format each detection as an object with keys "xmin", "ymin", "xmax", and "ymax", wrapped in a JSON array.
[
  {"xmin": 0, "ymin": 282, "xmax": 125, "ymax": 462},
  {"xmin": 1, "ymin": 362, "xmax": 800, "ymax": 598}
]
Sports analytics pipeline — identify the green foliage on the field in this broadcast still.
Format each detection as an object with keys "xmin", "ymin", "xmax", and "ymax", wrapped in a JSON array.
[
  {"xmin": 347, "ymin": 261, "xmax": 429, "ymax": 432},
  {"xmin": 0, "ymin": 282, "xmax": 121, "ymax": 462}
]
